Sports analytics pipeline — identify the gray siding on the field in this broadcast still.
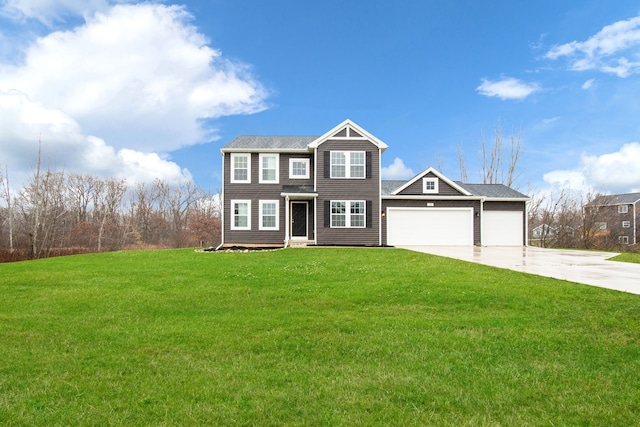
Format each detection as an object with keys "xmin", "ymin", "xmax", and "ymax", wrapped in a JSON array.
[
  {"xmin": 223, "ymin": 152, "xmax": 314, "ymax": 245},
  {"xmin": 381, "ymin": 199, "xmax": 482, "ymax": 245},
  {"xmin": 316, "ymin": 140, "xmax": 380, "ymax": 245},
  {"xmin": 396, "ymin": 171, "xmax": 463, "ymax": 196}
]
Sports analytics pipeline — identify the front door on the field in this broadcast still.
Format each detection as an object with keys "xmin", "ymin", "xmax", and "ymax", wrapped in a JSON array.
[{"xmin": 291, "ymin": 202, "xmax": 308, "ymax": 238}]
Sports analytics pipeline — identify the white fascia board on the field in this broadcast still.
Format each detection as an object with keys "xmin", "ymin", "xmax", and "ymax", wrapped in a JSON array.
[
  {"xmin": 220, "ymin": 148, "xmax": 309, "ymax": 154},
  {"xmin": 391, "ymin": 167, "xmax": 472, "ymax": 196},
  {"xmin": 382, "ymin": 195, "xmax": 482, "ymax": 201},
  {"xmin": 308, "ymin": 119, "xmax": 388, "ymax": 152},
  {"xmin": 483, "ymin": 197, "xmax": 530, "ymax": 202}
]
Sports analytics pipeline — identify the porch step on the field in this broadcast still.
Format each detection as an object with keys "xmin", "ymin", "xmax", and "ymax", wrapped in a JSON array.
[{"xmin": 288, "ymin": 240, "xmax": 313, "ymax": 248}]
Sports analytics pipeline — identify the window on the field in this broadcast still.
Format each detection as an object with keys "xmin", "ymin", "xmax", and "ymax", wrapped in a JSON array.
[
  {"xmin": 231, "ymin": 200, "xmax": 251, "ymax": 230},
  {"xmin": 331, "ymin": 200, "xmax": 366, "ymax": 228},
  {"xmin": 619, "ymin": 205, "xmax": 629, "ymax": 214},
  {"xmin": 619, "ymin": 236, "xmax": 629, "ymax": 244},
  {"xmin": 423, "ymin": 178, "xmax": 438, "ymax": 194},
  {"xmin": 259, "ymin": 153, "xmax": 279, "ymax": 183},
  {"xmin": 330, "ymin": 151, "xmax": 365, "ymax": 178},
  {"xmin": 622, "ymin": 221, "xmax": 631, "ymax": 228},
  {"xmin": 350, "ymin": 201, "xmax": 365, "ymax": 227},
  {"xmin": 289, "ymin": 158, "xmax": 310, "ymax": 179},
  {"xmin": 231, "ymin": 153, "xmax": 250, "ymax": 183},
  {"xmin": 259, "ymin": 200, "xmax": 279, "ymax": 230},
  {"xmin": 331, "ymin": 201, "xmax": 346, "ymax": 227},
  {"xmin": 350, "ymin": 152, "xmax": 365, "ymax": 178}
]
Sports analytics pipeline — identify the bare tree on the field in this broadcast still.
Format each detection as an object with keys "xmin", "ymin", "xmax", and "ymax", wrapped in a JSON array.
[
  {"xmin": 1, "ymin": 166, "xmax": 14, "ymax": 251},
  {"xmin": 459, "ymin": 120, "xmax": 524, "ymax": 188}
]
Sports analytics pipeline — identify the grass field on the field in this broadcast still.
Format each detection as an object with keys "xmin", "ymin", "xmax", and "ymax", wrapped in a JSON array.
[
  {"xmin": 610, "ymin": 252, "xmax": 640, "ymax": 264},
  {"xmin": 1, "ymin": 248, "xmax": 639, "ymax": 426}
]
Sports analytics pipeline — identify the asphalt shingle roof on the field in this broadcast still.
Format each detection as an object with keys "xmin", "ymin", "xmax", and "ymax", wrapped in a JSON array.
[
  {"xmin": 222, "ymin": 136, "xmax": 317, "ymax": 151},
  {"xmin": 454, "ymin": 182, "xmax": 528, "ymax": 198},
  {"xmin": 591, "ymin": 192, "xmax": 640, "ymax": 206}
]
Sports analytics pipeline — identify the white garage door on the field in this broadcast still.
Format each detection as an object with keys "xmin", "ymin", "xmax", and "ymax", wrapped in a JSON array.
[
  {"xmin": 483, "ymin": 211, "xmax": 523, "ymax": 246},
  {"xmin": 387, "ymin": 207, "xmax": 474, "ymax": 246}
]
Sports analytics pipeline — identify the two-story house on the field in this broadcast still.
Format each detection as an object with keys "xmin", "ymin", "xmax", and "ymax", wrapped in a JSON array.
[
  {"xmin": 220, "ymin": 119, "xmax": 529, "ymax": 248},
  {"xmin": 588, "ymin": 193, "xmax": 640, "ymax": 245}
]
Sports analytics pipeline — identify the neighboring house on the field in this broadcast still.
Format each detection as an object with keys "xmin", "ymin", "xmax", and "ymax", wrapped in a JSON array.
[
  {"xmin": 587, "ymin": 193, "xmax": 640, "ymax": 245},
  {"xmin": 220, "ymin": 119, "xmax": 529, "ymax": 248},
  {"xmin": 532, "ymin": 224, "xmax": 559, "ymax": 239}
]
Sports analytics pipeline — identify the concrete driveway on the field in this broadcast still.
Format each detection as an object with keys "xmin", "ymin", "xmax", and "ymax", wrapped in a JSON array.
[{"xmin": 399, "ymin": 246, "xmax": 640, "ymax": 295}]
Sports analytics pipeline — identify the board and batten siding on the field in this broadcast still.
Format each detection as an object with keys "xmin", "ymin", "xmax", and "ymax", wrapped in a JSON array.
[
  {"xmin": 223, "ymin": 152, "xmax": 314, "ymax": 245},
  {"xmin": 315, "ymin": 140, "xmax": 381, "ymax": 246}
]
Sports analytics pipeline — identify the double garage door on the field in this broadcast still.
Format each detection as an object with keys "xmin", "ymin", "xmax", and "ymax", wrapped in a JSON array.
[{"xmin": 386, "ymin": 208, "xmax": 522, "ymax": 246}]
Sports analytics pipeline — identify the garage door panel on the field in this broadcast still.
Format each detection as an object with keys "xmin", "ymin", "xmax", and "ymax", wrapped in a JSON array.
[
  {"xmin": 387, "ymin": 208, "xmax": 473, "ymax": 246},
  {"xmin": 483, "ymin": 211, "xmax": 523, "ymax": 246}
]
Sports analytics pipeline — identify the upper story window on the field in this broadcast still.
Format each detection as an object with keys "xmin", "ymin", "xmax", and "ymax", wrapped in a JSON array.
[
  {"xmin": 289, "ymin": 158, "xmax": 310, "ymax": 179},
  {"xmin": 423, "ymin": 178, "xmax": 438, "ymax": 194},
  {"xmin": 259, "ymin": 153, "xmax": 279, "ymax": 183},
  {"xmin": 618, "ymin": 205, "xmax": 629, "ymax": 214},
  {"xmin": 231, "ymin": 153, "xmax": 250, "ymax": 183},
  {"xmin": 330, "ymin": 151, "xmax": 365, "ymax": 179}
]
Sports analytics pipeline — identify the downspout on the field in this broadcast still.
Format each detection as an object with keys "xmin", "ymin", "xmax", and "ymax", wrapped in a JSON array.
[
  {"xmin": 313, "ymin": 147, "xmax": 318, "ymax": 245},
  {"xmin": 524, "ymin": 199, "xmax": 529, "ymax": 247},
  {"xmin": 479, "ymin": 198, "xmax": 485, "ymax": 246},
  {"xmin": 284, "ymin": 195, "xmax": 290, "ymax": 248},
  {"xmin": 378, "ymin": 147, "xmax": 382, "ymax": 246},
  {"xmin": 215, "ymin": 151, "xmax": 226, "ymax": 251},
  {"xmin": 634, "ymin": 202, "xmax": 637, "ymax": 245}
]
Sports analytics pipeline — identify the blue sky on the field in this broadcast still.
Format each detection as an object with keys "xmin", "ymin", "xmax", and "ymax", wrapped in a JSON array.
[{"xmin": 2, "ymin": 0, "xmax": 640, "ymax": 197}]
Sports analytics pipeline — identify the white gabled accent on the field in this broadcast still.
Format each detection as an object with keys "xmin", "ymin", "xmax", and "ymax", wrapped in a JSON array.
[
  {"xmin": 391, "ymin": 167, "xmax": 472, "ymax": 196},
  {"xmin": 307, "ymin": 119, "xmax": 388, "ymax": 152}
]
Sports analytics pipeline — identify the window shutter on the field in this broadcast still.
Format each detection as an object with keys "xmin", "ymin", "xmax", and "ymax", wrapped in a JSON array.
[
  {"xmin": 366, "ymin": 200, "xmax": 372, "ymax": 228},
  {"xmin": 366, "ymin": 152, "xmax": 372, "ymax": 179},
  {"xmin": 324, "ymin": 200, "xmax": 331, "ymax": 227},
  {"xmin": 324, "ymin": 151, "xmax": 330, "ymax": 178}
]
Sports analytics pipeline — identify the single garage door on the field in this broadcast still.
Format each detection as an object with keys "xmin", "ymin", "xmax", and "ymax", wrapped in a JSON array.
[
  {"xmin": 482, "ymin": 211, "xmax": 523, "ymax": 246},
  {"xmin": 387, "ymin": 207, "xmax": 474, "ymax": 246}
]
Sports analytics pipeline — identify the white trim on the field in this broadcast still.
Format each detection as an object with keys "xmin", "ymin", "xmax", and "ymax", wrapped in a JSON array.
[
  {"xmin": 220, "ymin": 153, "xmax": 225, "ymax": 247},
  {"xmin": 308, "ymin": 119, "xmax": 388, "ymax": 151},
  {"xmin": 259, "ymin": 200, "xmax": 279, "ymax": 230},
  {"xmin": 289, "ymin": 158, "xmax": 310, "ymax": 179},
  {"xmin": 230, "ymin": 200, "xmax": 251, "ymax": 230},
  {"xmin": 422, "ymin": 177, "xmax": 438, "ymax": 194},
  {"xmin": 330, "ymin": 151, "xmax": 366, "ymax": 179},
  {"xmin": 259, "ymin": 153, "xmax": 279, "ymax": 184},
  {"xmin": 330, "ymin": 200, "xmax": 366, "ymax": 228},
  {"xmin": 618, "ymin": 205, "xmax": 629, "ymax": 214},
  {"xmin": 230, "ymin": 153, "xmax": 251, "ymax": 183},
  {"xmin": 392, "ymin": 167, "xmax": 472, "ymax": 196}
]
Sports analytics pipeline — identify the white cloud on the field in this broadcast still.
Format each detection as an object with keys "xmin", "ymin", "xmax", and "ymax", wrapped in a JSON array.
[
  {"xmin": 381, "ymin": 157, "xmax": 414, "ymax": 179},
  {"xmin": 544, "ymin": 142, "xmax": 640, "ymax": 193},
  {"xmin": 0, "ymin": 0, "xmax": 117, "ymax": 25},
  {"xmin": 581, "ymin": 78, "xmax": 596, "ymax": 89},
  {"xmin": 477, "ymin": 77, "xmax": 539, "ymax": 100},
  {"xmin": 542, "ymin": 116, "xmax": 561, "ymax": 125},
  {"xmin": 0, "ymin": 3, "xmax": 269, "ymax": 153},
  {"xmin": 545, "ymin": 15, "xmax": 640, "ymax": 77},
  {"xmin": 0, "ymin": 89, "xmax": 190, "ymax": 187}
]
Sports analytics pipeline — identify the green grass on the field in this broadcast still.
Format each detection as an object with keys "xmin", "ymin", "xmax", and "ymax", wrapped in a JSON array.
[
  {"xmin": 610, "ymin": 252, "xmax": 640, "ymax": 264},
  {"xmin": 1, "ymin": 248, "xmax": 639, "ymax": 426}
]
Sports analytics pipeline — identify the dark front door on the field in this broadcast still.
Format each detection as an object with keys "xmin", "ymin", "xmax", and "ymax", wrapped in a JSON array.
[{"xmin": 291, "ymin": 202, "xmax": 307, "ymax": 238}]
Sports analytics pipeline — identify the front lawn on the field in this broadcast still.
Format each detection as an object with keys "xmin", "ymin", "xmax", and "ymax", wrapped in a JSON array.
[
  {"xmin": 610, "ymin": 252, "xmax": 640, "ymax": 264},
  {"xmin": 1, "ymin": 248, "xmax": 638, "ymax": 425}
]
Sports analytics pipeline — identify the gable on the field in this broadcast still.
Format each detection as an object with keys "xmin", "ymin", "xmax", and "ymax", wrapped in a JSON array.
[
  {"xmin": 308, "ymin": 119, "xmax": 388, "ymax": 152},
  {"xmin": 392, "ymin": 168, "xmax": 471, "ymax": 196}
]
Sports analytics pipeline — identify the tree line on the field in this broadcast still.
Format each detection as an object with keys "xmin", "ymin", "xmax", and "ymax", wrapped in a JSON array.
[{"xmin": 0, "ymin": 160, "xmax": 221, "ymax": 262}]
